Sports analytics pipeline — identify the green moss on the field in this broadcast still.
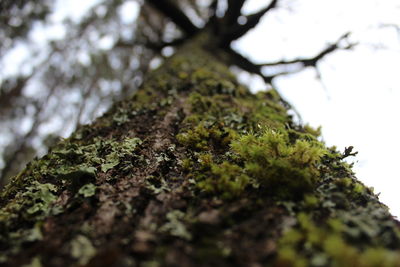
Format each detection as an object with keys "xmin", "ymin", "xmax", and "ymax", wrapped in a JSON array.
[
  {"xmin": 276, "ymin": 212, "xmax": 400, "ymax": 267},
  {"xmin": 183, "ymin": 127, "xmax": 327, "ymax": 200},
  {"xmin": 189, "ymin": 67, "xmax": 236, "ymax": 96},
  {"xmin": 181, "ymin": 158, "xmax": 193, "ymax": 171},
  {"xmin": 333, "ymin": 176, "xmax": 369, "ymax": 198},
  {"xmin": 177, "ymin": 122, "xmax": 235, "ymax": 151},
  {"xmin": 303, "ymin": 194, "xmax": 319, "ymax": 209},
  {"xmin": 177, "ymin": 71, "xmax": 327, "ymax": 200},
  {"xmin": 130, "ymin": 87, "xmax": 160, "ymax": 110},
  {"xmin": 176, "ymin": 123, "xmax": 210, "ymax": 151},
  {"xmin": 276, "ymin": 246, "xmax": 308, "ymax": 267},
  {"xmin": 304, "ymin": 124, "xmax": 322, "ymax": 138},
  {"xmin": 197, "ymin": 162, "xmax": 250, "ymax": 199},
  {"xmin": 231, "ymin": 128, "xmax": 326, "ymax": 198}
]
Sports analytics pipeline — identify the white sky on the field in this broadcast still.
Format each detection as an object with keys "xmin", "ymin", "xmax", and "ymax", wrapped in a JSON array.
[
  {"xmin": 236, "ymin": 0, "xmax": 400, "ymax": 217},
  {"xmin": 2, "ymin": 0, "xmax": 400, "ymax": 217}
]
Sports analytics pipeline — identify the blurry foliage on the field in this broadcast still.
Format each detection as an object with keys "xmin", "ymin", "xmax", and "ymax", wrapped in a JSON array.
[
  {"xmin": 0, "ymin": 0, "xmax": 52, "ymax": 52},
  {"xmin": 0, "ymin": 0, "xmax": 211, "ymax": 186}
]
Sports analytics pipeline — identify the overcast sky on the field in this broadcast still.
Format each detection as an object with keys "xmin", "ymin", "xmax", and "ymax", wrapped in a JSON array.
[
  {"xmin": 236, "ymin": 0, "xmax": 400, "ymax": 217},
  {"xmin": 2, "ymin": 0, "xmax": 400, "ymax": 217}
]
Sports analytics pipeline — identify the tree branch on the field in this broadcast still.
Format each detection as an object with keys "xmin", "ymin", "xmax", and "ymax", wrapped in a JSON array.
[
  {"xmin": 221, "ymin": 0, "xmax": 278, "ymax": 46},
  {"xmin": 146, "ymin": 0, "xmax": 199, "ymax": 37},
  {"xmin": 210, "ymin": 0, "xmax": 219, "ymax": 14},
  {"xmin": 224, "ymin": 0, "xmax": 246, "ymax": 26},
  {"xmin": 226, "ymin": 48, "xmax": 273, "ymax": 84},
  {"xmin": 225, "ymin": 33, "xmax": 355, "ymax": 86},
  {"xmin": 115, "ymin": 37, "xmax": 186, "ymax": 52},
  {"xmin": 258, "ymin": 33, "xmax": 355, "ymax": 68}
]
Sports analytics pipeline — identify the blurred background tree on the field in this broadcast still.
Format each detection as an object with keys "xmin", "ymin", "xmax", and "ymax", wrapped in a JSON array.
[{"xmin": 0, "ymin": 0, "xmax": 167, "ymax": 186}]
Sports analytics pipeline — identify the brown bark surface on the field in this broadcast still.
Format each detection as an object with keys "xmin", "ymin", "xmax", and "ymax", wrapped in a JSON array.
[{"xmin": 1, "ymin": 36, "xmax": 400, "ymax": 267}]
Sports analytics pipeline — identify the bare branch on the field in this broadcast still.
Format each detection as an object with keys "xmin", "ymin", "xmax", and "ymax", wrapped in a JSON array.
[
  {"xmin": 224, "ymin": 0, "xmax": 246, "ymax": 26},
  {"xmin": 0, "ymin": 76, "xmax": 30, "ymax": 115},
  {"xmin": 340, "ymin": 146, "xmax": 358, "ymax": 160},
  {"xmin": 226, "ymin": 48, "xmax": 273, "ymax": 84},
  {"xmin": 146, "ymin": 0, "xmax": 199, "ymax": 37},
  {"xmin": 75, "ymin": 78, "xmax": 99, "ymax": 128},
  {"xmin": 379, "ymin": 23, "xmax": 400, "ymax": 42},
  {"xmin": 226, "ymin": 48, "xmax": 305, "ymax": 84},
  {"xmin": 0, "ymin": 82, "xmax": 59, "ymax": 187},
  {"xmin": 221, "ymin": 0, "xmax": 278, "ymax": 46},
  {"xmin": 380, "ymin": 23, "xmax": 400, "ymax": 32},
  {"xmin": 209, "ymin": 0, "xmax": 218, "ymax": 14},
  {"xmin": 205, "ymin": 0, "xmax": 222, "ymax": 36},
  {"xmin": 115, "ymin": 37, "xmax": 185, "ymax": 52},
  {"xmin": 225, "ymin": 33, "xmax": 355, "ymax": 86},
  {"xmin": 258, "ymin": 33, "xmax": 355, "ymax": 68}
]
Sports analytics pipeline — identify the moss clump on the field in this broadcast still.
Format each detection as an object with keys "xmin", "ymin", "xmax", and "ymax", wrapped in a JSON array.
[
  {"xmin": 177, "ymin": 120, "xmax": 237, "ymax": 152},
  {"xmin": 304, "ymin": 124, "xmax": 322, "ymax": 138},
  {"xmin": 186, "ymin": 128, "xmax": 326, "ymax": 200},
  {"xmin": 231, "ymin": 128, "xmax": 326, "ymax": 198},
  {"xmin": 176, "ymin": 124, "xmax": 210, "ymax": 151},
  {"xmin": 197, "ymin": 161, "xmax": 250, "ymax": 199}
]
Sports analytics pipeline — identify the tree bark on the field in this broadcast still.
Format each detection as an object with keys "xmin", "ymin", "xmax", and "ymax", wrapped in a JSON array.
[{"xmin": 1, "ymin": 34, "xmax": 400, "ymax": 267}]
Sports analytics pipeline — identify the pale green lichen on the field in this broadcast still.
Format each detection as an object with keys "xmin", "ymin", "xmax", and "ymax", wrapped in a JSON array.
[
  {"xmin": 159, "ymin": 210, "xmax": 192, "ymax": 240},
  {"xmin": 78, "ymin": 183, "xmax": 96, "ymax": 198},
  {"xmin": 70, "ymin": 235, "xmax": 96, "ymax": 265},
  {"xmin": 31, "ymin": 136, "xmax": 142, "ymax": 185},
  {"xmin": 24, "ymin": 182, "xmax": 58, "ymax": 215},
  {"xmin": 145, "ymin": 176, "xmax": 171, "ymax": 194},
  {"xmin": 276, "ymin": 213, "xmax": 400, "ymax": 267},
  {"xmin": 197, "ymin": 161, "xmax": 249, "ymax": 199},
  {"xmin": 0, "ymin": 181, "xmax": 59, "ymax": 224}
]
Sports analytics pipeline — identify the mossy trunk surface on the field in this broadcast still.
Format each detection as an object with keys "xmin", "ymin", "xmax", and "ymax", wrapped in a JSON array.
[{"xmin": 1, "ymin": 36, "xmax": 400, "ymax": 267}]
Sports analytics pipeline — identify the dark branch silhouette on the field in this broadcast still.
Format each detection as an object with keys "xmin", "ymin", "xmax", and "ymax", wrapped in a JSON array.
[
  {"xmin": 116, "ymin": 37, "xmax": 186, "ymax": 53},
  {"xmin": 221, "ymin": 0, "xmax": 278, "ymax": 47},
  {"xmin": 226, "ymin": 33, "xmax": 355, "ymax": 84},
  {"xmin": 226, "ymin": 47, "xmax": 273, "ymax": 84},
  {"xmin": 143, "ymin": 0, "xmax": 354, "ymax": 87},
  {"xmin": 258, "ymin": 33, "xmax": 355, "ymax": 68},
  {"xmin": 147, "ymin": 0, "xmax": 199, "ymax": 36},
  {"xmin": 224, "ymin": 0, "xmax": 246, "ymax": 26}
]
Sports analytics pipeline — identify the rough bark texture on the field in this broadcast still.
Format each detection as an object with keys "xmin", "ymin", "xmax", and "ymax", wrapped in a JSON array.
[{"xmin": 1, "ymin": 36, "xmax": 400, "ymax": 267}]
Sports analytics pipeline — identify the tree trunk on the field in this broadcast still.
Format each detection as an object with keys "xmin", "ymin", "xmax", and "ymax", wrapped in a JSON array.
[{"xmin": 1, "ymin": 34, "xmax": 400, "ymax": 267}]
